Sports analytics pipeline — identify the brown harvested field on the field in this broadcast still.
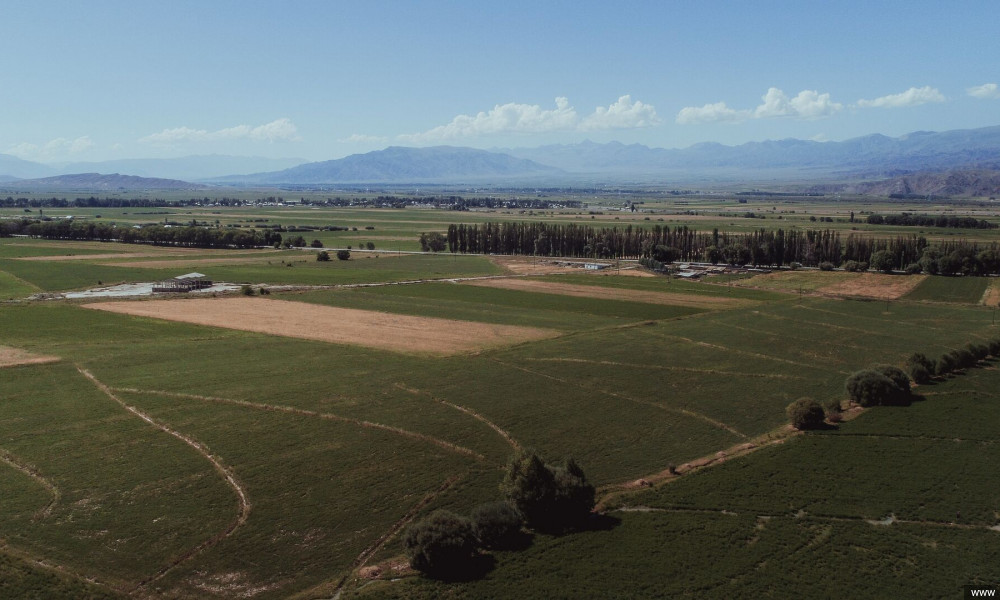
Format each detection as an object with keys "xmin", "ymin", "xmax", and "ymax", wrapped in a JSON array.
[
  {"xmin": 462, "ymin": 278, "xmax": 745, "ymax": 308},
  {"xmin": 490, "ymin": 256, "xmax": 593, "ymax": 276},
  {"xmin": 0, "ymin": 346, "xmax": 60, "ymax": 368},
  {"xmin": 983, "ymin": 280, "xmax": 1000, "ymax": 306},
  {"xmin": 818, "ymin": 272, "xmax": 927, "ymax": 299},
  {"xmin": 81, "ymin": 297, "xmax": 558, "ymax": 355}
]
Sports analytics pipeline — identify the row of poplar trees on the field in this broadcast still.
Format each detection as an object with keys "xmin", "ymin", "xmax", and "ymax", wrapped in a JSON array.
[{"xmin": 444, "ymin": 222, "xmax": 1000, "ymax": 272}]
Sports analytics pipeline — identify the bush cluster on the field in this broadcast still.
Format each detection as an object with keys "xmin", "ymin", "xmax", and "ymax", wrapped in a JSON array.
[
  {"xmin": 404, "ymin": 450, "xmax": 594, "ymax": 579},
  {"xmin": 786, "ymin": 398, "xmax": 825, "ymax": 430},
  {"xmin": 845, "ymin": 365, "xmax": 912, "ymax": 407}
]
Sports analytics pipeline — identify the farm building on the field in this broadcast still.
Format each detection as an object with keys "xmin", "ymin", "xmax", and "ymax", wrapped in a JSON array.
[{"xmin": 152, "ymin": 272, "xmax": 213, "ymax": 293}]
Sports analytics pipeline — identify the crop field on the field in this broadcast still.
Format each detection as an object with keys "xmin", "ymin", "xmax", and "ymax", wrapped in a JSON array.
[
  {"xmin": 903, "ymin": 274, "xmax": 992, "ymax": 304},
  {"xmin": 1, "ymin": 233, "xmax": 999, "ymax": 599}
]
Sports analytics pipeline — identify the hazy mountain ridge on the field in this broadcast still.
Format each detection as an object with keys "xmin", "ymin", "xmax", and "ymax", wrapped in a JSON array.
[
  {"xmin": 1, "ymin": 173, "xmax": 207, "ymax": 191},
  {"xmin": 808, "ymin": 169, "xmax": 1000, "ymax": 197},
  {"xmin": 215, "ymin": 146, "xmax": 561, "ymax": 184},
  {"xmin": 502, "ymin": 125, "xmax": 1000, "ymax": 173}
]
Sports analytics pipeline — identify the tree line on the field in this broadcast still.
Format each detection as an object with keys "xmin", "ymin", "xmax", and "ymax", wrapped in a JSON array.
[
  {"xmin": 866, "ymin": 213, "xmax": 997, "ymax": 229},
  {"xmin": 0, "ymin": 218, "xmax": 282, "ymax": 249},
  {"xmin": 442, "ymin": 222, "xmax": 1000, "ymax": 275}
]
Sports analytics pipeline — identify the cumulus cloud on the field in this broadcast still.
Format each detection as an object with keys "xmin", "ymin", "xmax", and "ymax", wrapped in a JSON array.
[
  {"xmin": 8, "ymin": 136, "xmax": 94, "ymax": 159},
  {"xmin": 754, "ymin": 88, "xmax": 842, "ymax": 119},
  {"xmin": 676, "ymin": 102, "xmax": 750, "ymax": 125},
  {"xmin": 677, "ymin": 88, "xmax": 841, "ymax": 124},
  {"xmin": 580, "ymin": 95, "xmax": 661, "ymax": 130},
  {"xmin": 140, "ymin": 118, "xmax": 300, "ymax": 144},
  {"xmin": 856, "ymin": 86, "xmax": 945, "ymax": 108},
  {"xmin": 967, "ymin": 83, "xmax": 1000, "ymax": 99},
  {"xmin": 396, "ymin": 95, "xmax": 659, "ymax": 143}
]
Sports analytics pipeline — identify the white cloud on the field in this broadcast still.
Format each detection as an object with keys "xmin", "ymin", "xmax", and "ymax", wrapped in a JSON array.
[
  {"xmin": 7, "ymin": 136, "xmax": 94, "ymax": 159},
  {"xmin": 676, "ymin": 102, "xmax": 750, "ymax": 125},
  {"xmin": 140, "ymin": 118, "xmax": 300, "ymax": 144},
  {"xmin": 677, "ymin": 88, "xmax": 841, "ymax": 124},
  {"xmin": 396, "ymin": 95, "xmax": 659, "ymax": 143},
  {"xmin": 856, "ymin": 86, "xmax": 945, "ymax": 108},
  {"xmin": 754, "ymin": 88, "xmax": 842, "ymax": 119},
  {"xmin": 338, "ymin": 133, "xmax": 388, "ymax": 144},
  {"xmin": 967, "ymin": 83, "xmax": 1000, "ymax": 99},
  {"xmin": 580, "ymin": 95, "xmax": 661, "ymax": 130}
]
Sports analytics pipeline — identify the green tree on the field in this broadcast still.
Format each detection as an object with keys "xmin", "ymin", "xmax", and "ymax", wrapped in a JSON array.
[
  {"xmin": 869, "ymin": 250, "xmax": 895, "ymax": 274},
  {"xmin": 403, "ymin": 510, "xmax": 477, "ymax": 577},
  {"xmin": 336, "ymin": 249, "xmax": 350, "ymax": 260},
  {"xmin": 470, "ymin": 501, "xmax": 523, "ymax": 550},
  {"xmin": 500, "ymin": 450, "xmax": 594, "ymax": 533},
  {"xmin": 786, "ymin": 398, "xmax": 825, "ymax": 430},
  {"xmin": 316, "ymin": 250, "xmax": 330, "ymax": 261}
]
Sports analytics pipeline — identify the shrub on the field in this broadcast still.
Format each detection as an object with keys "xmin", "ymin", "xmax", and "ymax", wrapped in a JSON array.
[
  {"xmin": 845, "ymin": 369, "xmax": 905, "ymax": 407},
  {"xmin": 403, "ymin": 510, "xmax": 477, "ymax": 577},
  {"xmin": 786, "ymin": 398, "xmax": 825, "ymax": 430},
  {"xmin": 872, "ymin": 365, "xmax": 911, "ymax": 395},
  {"xmin": 906, "ymin": 353, "xmax": 936, "ymax": 384},
  {"xmin": 937, "ymin": 352, "xmax": 957, "ymax": 375},
  {"xmin": 989, "ymin": 339, "xmax": 1000, "ymax": 357},
  {"xmin": 336, "ymin": 249, "xmax": 351, "ymax": 260},
  {"xmin": 366, "ymin": 242, "xmax": 376, "ymax": 250},
  {"xmin": 904, "ymin": 263, "xmax": 922, "ymax": 275},
  {"xmin": 500, "ymin": 450, "xmax": 595, "ymax": 533},
  {"xmin": 240, "ymin": 284, "xmax": 255, "ymax": 296},
  {"xmin": 316, "ymin": 250, "xmax": 330, "ymax": 261},
  {"xmin": 968, "ymin": 343, "xmax": 989, "ymax": 362},
  {"xmin": 310, "ymin": 239, "xmax": 323, "ymax": 248},
  {"xmin": 869, "ymin": 250, "xmax": 895, "ymax": 274},
  {"xmin": 470, "ymin": 501, "xmax": 523, "ymax": 549},
  {"xmin": 843, "ymin": 260, "xmax": 866, "ymax": 272},
  {"xmin": 788, "ymin": 262, "xmax": 802, "ymax": 271},
  {"xmin": 819, "ymin": 261, "xmax": 835, "ymax": 271}
]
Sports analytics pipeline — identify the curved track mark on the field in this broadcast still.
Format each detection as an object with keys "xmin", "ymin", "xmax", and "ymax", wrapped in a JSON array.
[
  {"xmin": 492, "ymin": 358, "xmax": 748, "ymax": 440},
  {"xmin": 76, "ymin": 368, "xmax": 251, "ymax": 590},
  {"xmin": 394, "ymin": 383, "xmax": 521, "ymax": 451},
  {"xmin": 0, "ymin": 449, "xmax": 60, "ymax": 520},
  {"xmin": 524, "ymin": 357, "xmax": 808, "ymax": 380},
  {"xmin": 116, "ymin": 388, "xmax": 485, "ymax": 462}
]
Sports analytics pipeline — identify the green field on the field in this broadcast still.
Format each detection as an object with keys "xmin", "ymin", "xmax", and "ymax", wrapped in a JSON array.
[
  {"xmin": 2, "ymin": 232, "xmax": 999, "ymax": 599},
  {"xmin": 903, "ymin": 275, "xmax": 991, "ymax": 303}
]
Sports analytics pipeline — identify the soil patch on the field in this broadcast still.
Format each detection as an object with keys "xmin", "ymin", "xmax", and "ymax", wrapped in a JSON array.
[
  {"xmin": 462, "ymin": 278, "xmax": 743, "ymax": 308},
  {"xmin": 0, "ymin": 346, "xmax": 60, "ymax": 368},
  {"xmin": 982, "ymin": 280, "xmax": 1000, "ymax": 307},
  {"xmin": 81, "ymin": 297, "xmax": 557, "ymax": 355},
  {"xmin": 818, "ymin": 273, "xmax": 926, "ymax": 300},
  {"xmin": 490, "ymin": 256, "xmax": 593, "ymax": 276}
]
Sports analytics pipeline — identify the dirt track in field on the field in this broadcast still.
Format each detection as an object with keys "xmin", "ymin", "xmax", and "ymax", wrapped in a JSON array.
[
  {"xmin": 982, "ymin": 281, "xmax": 1000, "ymax": 306},
  {"xmin": 81, "ymin": 297, "xmax": 557, "ymax": 355},
  {"xmin": 461, "ymin": 277, "xmax": 744, "ymax": 308},
  {"xmin": 818, "ymin": 272, "xmax": 926, "ymax": 299},
  {"xmin": 0, "ymin": 346, "xmax": 60, "ymax": 368}
]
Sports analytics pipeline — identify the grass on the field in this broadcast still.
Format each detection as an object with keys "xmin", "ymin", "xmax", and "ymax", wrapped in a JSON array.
[
  {"xmin": 3, "ymin": 235, "xmax": 1000, "ymax": 598},
  {"xmin": 349, "ymin": 361, "xmax": 1000, "ymax": 600},
  {"xmin": 0, "ymin": 252, "xmax": 499, "ymax": 293},
  {"xmin": 903, "ymin": 275, "xmax": 990, "ymax": 303}
]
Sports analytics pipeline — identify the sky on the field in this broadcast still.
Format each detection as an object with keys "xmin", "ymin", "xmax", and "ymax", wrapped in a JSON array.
[{"xmin": 2, "ymin": 0, "xmax": 998, "ymax": 163}]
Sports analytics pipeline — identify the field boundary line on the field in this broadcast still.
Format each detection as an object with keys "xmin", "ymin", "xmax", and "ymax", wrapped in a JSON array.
[
  {"xmin": 652, "ymin": 332, "xmax": 826, "ymax": 371},
  {"xmin": 0, "ymin": 448, "xmax": 60, "ymax": 520},
  {"xmin": 395, "ymin": 383, "xmax": 521, "ymax": 451},
  {"xmin": 491, "ymin": 358, "xmax": 749, "ymax": 440},
  {"xmin": 115, "ymin": 387, "xmax": 486, "ymax": 461},
  {"xmin": 0, "ymin": 543, "xmax": 124, "ymax": 594},
  {"xmin": 298, "ymin": 473, "xmax": 467, "ymax": 600},
  {"xmin": 76, "ymin": 368, "xmax": 252, "ymax": 590},
  {"xmin": 611, "ymin": 505, "xmax": 1000, "ymax": 533},
  {"xmin": 524, "ymin": 357, "xmax": 809, "ymax": 380}
]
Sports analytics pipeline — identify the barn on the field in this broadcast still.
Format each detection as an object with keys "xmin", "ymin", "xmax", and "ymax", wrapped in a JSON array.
[{"xmin": 152, "ymin": 272, "xmax": 213, "ymax": 293}]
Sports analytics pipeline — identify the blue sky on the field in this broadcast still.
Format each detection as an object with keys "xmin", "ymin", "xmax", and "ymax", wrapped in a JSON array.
[{"xmin": 2, "ymin": 0, "xmax": 997, "ymax": 163}]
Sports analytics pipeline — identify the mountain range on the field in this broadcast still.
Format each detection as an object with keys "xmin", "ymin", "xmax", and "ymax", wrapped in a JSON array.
[{"xmin": 2, "ymin": 125, "xmax": 999, "ymax": 188}]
